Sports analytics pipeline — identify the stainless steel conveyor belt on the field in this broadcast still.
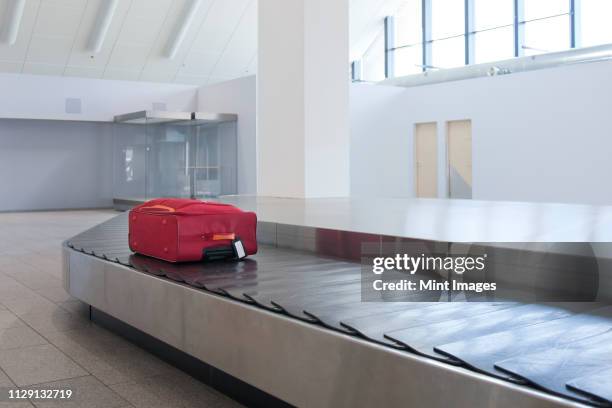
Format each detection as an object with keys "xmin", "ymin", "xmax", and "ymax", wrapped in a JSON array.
[{"xmin": 63, "ymin": 213, "xmax": 612, "ymax": 407}]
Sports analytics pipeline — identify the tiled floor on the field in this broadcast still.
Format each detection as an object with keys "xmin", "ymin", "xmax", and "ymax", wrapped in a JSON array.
[{"xmin": 0, "ymin": 210, "xmax": 242, "ymax": 408}]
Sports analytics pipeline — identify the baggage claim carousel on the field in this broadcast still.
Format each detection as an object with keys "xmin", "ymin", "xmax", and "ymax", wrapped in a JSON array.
[{"xmin": 63, "ymin": 212, "xmax": 612, "ymax": 407}]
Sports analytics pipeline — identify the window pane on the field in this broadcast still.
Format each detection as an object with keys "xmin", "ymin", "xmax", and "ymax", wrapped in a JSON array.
[
  {"xmin": 523, "ymin": 0, "xmax": 569, "ymax": 21},
  {"xmin": 523, "ymin": 15, "xmax": 570, "ymax": 55},
  {"xmin": 431, "ymin": 36, "xmax": 465, "ymax": 68},
  {"xmin": 473, "ymin": 26, "xmax": 514, "ymax": 63},
  {"xmin": 581, "ymin": 0, "xmax": 612, "ymax": 47},
  {"xmin": 474, "ymin": 0, "xmax": 514, "ymax": 31},
  {"xmin": 394, "ymin": 45, "xmax": 423, "ymax": 76},
  {"xmin": 395, "ymin": 0, "xmax": 422, "ymax": 47},
  {"xmin": 432, "ymin": 0, "xmax": 465, "ymax": 40},
  {"xmin": 362, "ymin": 31, "xmax": 386, "ymax": 82}
]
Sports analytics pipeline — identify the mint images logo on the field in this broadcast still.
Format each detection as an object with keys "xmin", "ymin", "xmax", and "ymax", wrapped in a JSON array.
[{"xmin": 372, "ymin": 253, "xmax": 487, "ymax": 275}]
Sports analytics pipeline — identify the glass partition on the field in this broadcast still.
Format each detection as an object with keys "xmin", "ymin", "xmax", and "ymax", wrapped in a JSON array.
[
  {"xmin": 113, "ymin": 122, "xmax": 148, "ymax": 203},
  {"xmin": 113, "ymin": 111, "xmax": 237, "ymax": 206}
]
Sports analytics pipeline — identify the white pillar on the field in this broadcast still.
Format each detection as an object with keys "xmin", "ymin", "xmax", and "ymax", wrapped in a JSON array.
[{"xmin": 257, "ymin": 0, "xmax": 350, "ymax": 198}]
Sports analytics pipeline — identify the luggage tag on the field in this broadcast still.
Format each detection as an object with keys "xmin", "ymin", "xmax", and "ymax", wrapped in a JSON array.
[{"xmin": 232, "ymin": 238, "xmax": 247, "ymax": 260}]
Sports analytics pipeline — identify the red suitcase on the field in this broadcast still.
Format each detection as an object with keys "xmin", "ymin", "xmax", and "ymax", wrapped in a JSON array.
[{"xmin": 129, "ymin": 198, "xmax": 257, "ymax": 263}]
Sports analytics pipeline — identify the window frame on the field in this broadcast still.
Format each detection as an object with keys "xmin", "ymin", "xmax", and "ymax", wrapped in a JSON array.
[{"xmin": 374, "ymin": 0, "xmax": 585, "ymax": 81}]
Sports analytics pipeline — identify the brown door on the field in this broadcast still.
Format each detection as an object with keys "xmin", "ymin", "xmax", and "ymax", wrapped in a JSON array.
[
  {"xmin": 447, "ymin": 120, "xmax": 472, "ymax": 199},
  {"xmin": 415, "ymin": 122, "xmax": 438, "ymax": 198}
]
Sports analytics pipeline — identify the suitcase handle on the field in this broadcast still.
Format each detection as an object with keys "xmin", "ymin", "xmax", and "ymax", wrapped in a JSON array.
[
  {"xmin": 212, "ymin": 233, "xmax": 235, "ymax": 241},
  {"xmin": 137, "ymin": 202, "xmax": 233, "ymax": 214},
  {"xmin": 139, "ymin": 205, "xmax": 176, "ymax": 212}
]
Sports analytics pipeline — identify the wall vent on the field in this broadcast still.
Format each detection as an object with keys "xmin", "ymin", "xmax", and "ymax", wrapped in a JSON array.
[{"xmin": 65, "ymin": 98, "xmax": 82, "ymax": 114}]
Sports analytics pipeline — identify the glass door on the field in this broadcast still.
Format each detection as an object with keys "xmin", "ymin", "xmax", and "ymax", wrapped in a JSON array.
[
  {"xmin": 145, "ymin": 121, "xmax": 191, "ymax": 199},
  {"xmin": 190, "ymin": 124, "xmax": 221, "ymax": 198},
  {"xmin": 112, "ymin": 123, "xmax": 147, "ymax": 202}
]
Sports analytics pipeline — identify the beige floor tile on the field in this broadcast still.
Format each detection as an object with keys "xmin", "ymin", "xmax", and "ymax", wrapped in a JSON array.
[
  {"xmin": 5, "ymin": 270, "xmax": 61, "ymax": 292},
  {"xmin": 57, "ymin": 301, "xmax": 89, "ymax": 320},
  {"xmin": 43, "ymin": 270, "xmax": 62, "ymax": 281},
  {"xmin": 44, "ymin": 326, "xmax": 172, "ymax": 384},
  {"xmin": 0, "ymin": 282, "xmax": 39, "ymax": 304},
  {"xmin": 110, "ymin": 371, "xmax": 242, "ymax": 408},
  {"xmin": 0, "ymin": 326, "xmax": 47, "ymax": 350},
  {"xmin": 18, "ymin": 258, "xmax": 62, "ymax": 278},
  {"xmin": 28, "ymin": 375, "xmax": 129, "ymax": 408},
  {"xmin": 0, "ymin": 401, "xmax": 35, "ymax": 407},
  {"xmin": 34, "ymin": 287, "xmax": 74, "ymax": 304},
  {"xmin": 44, "ymin": 326, "xmax": 136, "ymax": 359},
  {"xmin": 0, "ymin": 248, "xmax": 33, "ymax": 258},
  {"xmin": 32, "ymin": 249, "xmax": 63, "ymax": 260},
  {"xmin": 19, "ymin": 307, "xmax": 90, "ymax": 335},
  {"xmin": 0, "ymin": 311, "xmax": 25, "ymax": 330},
  {"xmin": 0, "ymin": 344, "xmax": 87, "ymax": 387},
  {"xmin": 2, "ymin": 296, "xmax": 56, "ymax": 317},
  {"xmin": 0, "ymin": 262, "xmax": 40, "ymax": 279},
  {"xmin": 0, "ymin": 368, "xmax": 14, "ymax": 387},
  {"xmin": 89, "ymin": 346, "xmax": 177, "ymax": 386},
  {"xmin": 109, "ymin": 380, "xmax": 180, "ymax": 408},
  {"xmin": 0, "ymin": 274, "xmax": 18, "ymax": 287}
]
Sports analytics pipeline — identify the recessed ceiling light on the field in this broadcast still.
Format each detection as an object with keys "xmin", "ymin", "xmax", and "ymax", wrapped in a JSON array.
[
  {"xmin": 87, "ymin": 0, "xmax": 119, "ymax": 53},
  {"xmin": 164, "ymin": 0, "xmax": 202, "ymax": 59},
  {"xmin": 0, "ymin": 0, "xmax": 26, "ymax": 46}
]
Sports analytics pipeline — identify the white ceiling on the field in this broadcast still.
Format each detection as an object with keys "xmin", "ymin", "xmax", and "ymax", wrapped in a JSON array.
[
  {"xmin": 0, "ymin": 0, "xmax": 257, "ymax": 86},
  {"xmin": 0, "ymin": 0, "xmax": 401, "ymax": 85}
]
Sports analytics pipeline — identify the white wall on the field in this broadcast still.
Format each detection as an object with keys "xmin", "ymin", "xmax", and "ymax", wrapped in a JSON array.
[
  {"xmin": 0, "ymin": 119, "xmax": 113, "ymax": 211},
  {"xmin": 0, "ymin": 73, "xmax": 198, "ymax": 211},
  {"xmin": 197, "ymin": 76, "xmax": 257, "ymax": 195},
  {"xmin": 257, "ymin": 0, "xmax": 305, "ymax": 198},
  {"xmin": 257, "ymin": 0, "xmax": 350, "ymax": 198},
  {"xmin": 351, "ymin": 83, "xmax": 415, "ymax": 198},
  {"xmin": 351, "ymin": 60, "xmax": 612, "ymax": 205},
  {"xmin": 0, "ymin": 73, "xmax": 198, "ymax": 121},
  {"xmin": 303, "ymin": 0, "xmax": 350, "ymax": 198}
]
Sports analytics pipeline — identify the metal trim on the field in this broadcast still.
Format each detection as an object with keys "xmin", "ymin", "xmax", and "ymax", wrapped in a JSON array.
[
  {"xmin": 90, "ymin": 307, "xmax": 292, "ymax": 408},
  {"xmin": 422, "ymin": 0, "xmax": 432, "ymax": 72},
  {"xmin": 465, "ymin": 0, "xmax": 475, "ymax": 65},
  {"xmin": 191, "ymin": 112, "xmax": 238, "ymax": 124},
  {"xmin": 570, "ymin": 0, "xmax": 581, "ymax": 49},
  {"xmin": 113, "ymin": 110, "xmax": 191, "ymax": 124},
  {"xmin": 384, "ymin": 16, "xmax": 395, "ymax": 78},
  {"xmin": 351, "ymin": 60, "xmax": 363, "ymax": 82},
  {"xmin": 114, "ymin": 111, "xmax": 237, "ymax": 125},
  {"xmin": 514, "ymin": 0, "xmax": 525, "ymax": 57}
]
